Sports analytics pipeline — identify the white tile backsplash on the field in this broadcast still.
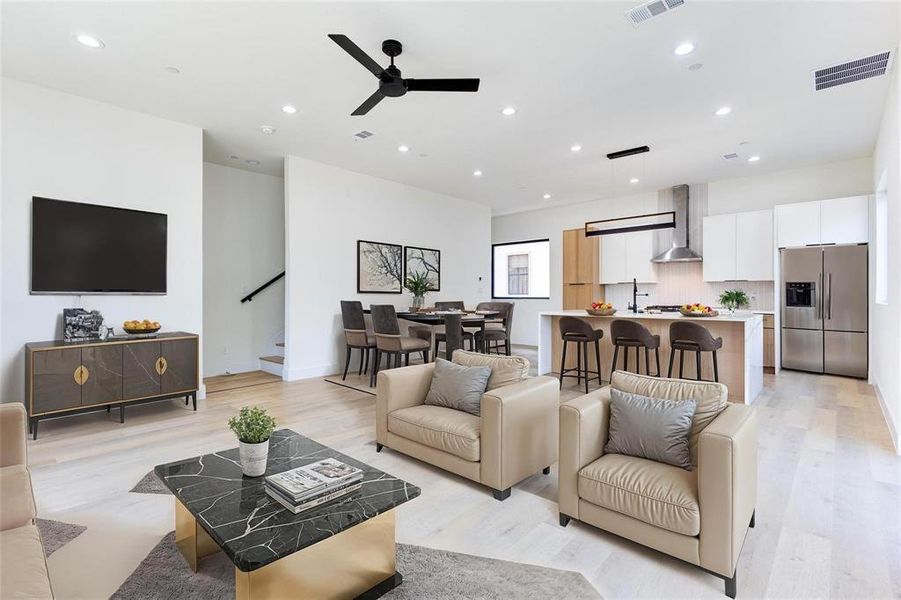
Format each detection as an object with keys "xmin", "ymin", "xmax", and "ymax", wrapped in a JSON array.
[{"xmin": 603, "ymin": 262, "xmax": 774, "ymax": 311}]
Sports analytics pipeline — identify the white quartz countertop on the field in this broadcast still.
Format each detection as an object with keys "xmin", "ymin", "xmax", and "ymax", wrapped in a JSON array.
[{"xmin": 539, "ymin": 309, "xmax": 763, "ymax": 323}]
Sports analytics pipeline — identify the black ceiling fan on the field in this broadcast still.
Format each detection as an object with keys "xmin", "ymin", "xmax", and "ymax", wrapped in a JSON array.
[{"xmin": 328, "ymin": 34, "xmax": 480, "ymax": 116}]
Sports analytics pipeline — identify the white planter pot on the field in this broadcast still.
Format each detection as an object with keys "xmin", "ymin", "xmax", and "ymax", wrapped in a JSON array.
[{"xmin": 238, "ymin": 439, "xmax": 270, "ymax": 477}]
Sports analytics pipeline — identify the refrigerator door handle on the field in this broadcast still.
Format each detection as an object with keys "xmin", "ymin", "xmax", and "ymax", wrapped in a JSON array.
[
  {"xmin": 827, "ymin": 272, "xmax": 833, "ymax": 320},
  {"xmin": 818, "ymin": 272, "xmax": 824, "ymax": 320}
]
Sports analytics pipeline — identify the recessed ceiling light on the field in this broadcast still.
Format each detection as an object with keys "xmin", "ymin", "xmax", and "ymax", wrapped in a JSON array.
[
  {"xmin": 674, "ymin": 42, "xmax": 695, "ymax": 56},
  {"xmin": 688, "ymin": 63, "xmax": 703, "ymax": 71},
  {"xmin": 398, "ymin": 144, "xmax": 410, "ymax": 153},
  {"xmin": 473, "ymin": 170, "xmax": 483, "ymax": 177},
  {"xmin": 165, "ymin": 66, "xmax": 180, "ymax": 75},
  {"xmin": 245, "ymin": 159, "xmax": 260, "ymax": 166},
  {"xmin": 260, "ymin": 125, "xmax": 276, "ymax": 135},
  {"xmin": 739, "ymin": 141, "xmax": 750, "ymax": 146},
  {"xmin": 228, "ymin": 155, "xmax": 239, "ymax": 160},
  {"xmin": 630, "ymin": 178, "xmax": 640, "ymax": 184},
  {"xmin": 715, "ymin": 106, "xmax": 732, "ymax": 116},
  {"xmin": 501, "ymin": 106, "xmax": 516, "ymax": 116},
  {"xmin": 75, "ymin": 34, "xmax": 104, "ymax": 49},
  {"xmin": 542, "ymin": 193, "xmax": 551, "ymax": 200},
  {"xmin": 570, "ymin": 144, "xmax": 582, "ymax": 152},
  {"xmin": 748, "ymin": 155, "xmax": 761, "ymax": 163},
  {"xmin": 281, "ymin": 105, "xmax": 297, "ymax": 114}
]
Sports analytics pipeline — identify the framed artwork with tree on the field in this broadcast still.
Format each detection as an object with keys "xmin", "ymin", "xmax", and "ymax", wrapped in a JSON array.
[
  {"xmin": 404, "ymin": 246, "xmax": 441, "ymax": 292},
  {"xmin": 357, "ymin": 240, "xmax": 403, "ymax": 293}
]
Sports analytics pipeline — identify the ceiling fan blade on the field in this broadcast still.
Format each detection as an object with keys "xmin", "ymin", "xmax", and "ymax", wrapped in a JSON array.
[
  {"xmin": 328, "ymin": 34, "xmax": 384, "ymax": 78},
  {"xmin": 405, "ymin": 78, "xmax": 480, "ymax": 92},
  {"xmin": 351, "ymin": 90, "xmax": 385, "ymax": 116}
]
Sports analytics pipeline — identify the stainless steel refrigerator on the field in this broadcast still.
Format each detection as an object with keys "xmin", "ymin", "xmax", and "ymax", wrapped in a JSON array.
[{"xmin": 780, "ymin": 245, "xmax": 868, "ymax": 378}]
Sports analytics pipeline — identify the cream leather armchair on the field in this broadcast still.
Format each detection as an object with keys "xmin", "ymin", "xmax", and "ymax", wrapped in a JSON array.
[
  {"xmin": 559, "ymin": 371, "xmax": 756, "ymax": 598},
  {"xmin": 376, "ymin": 351, "xmax": 559, "ymax": 500},
  {"xmin": 0, "ymin": 403, "xmax": 54, "ymax": 599}
]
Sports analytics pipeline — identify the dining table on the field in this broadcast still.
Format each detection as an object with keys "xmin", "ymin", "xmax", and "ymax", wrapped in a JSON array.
[{"xmin": 364, "ymin": 309, "xmax": 500, "ymax": 358}]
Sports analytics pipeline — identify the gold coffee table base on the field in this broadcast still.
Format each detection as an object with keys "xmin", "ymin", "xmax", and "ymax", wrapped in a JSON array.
[{"xmin": 175, "ymin": 499, "xmax": 398, "ymax": 600}]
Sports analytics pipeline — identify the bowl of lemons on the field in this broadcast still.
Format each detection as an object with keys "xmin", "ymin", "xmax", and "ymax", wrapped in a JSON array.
[{"xmin": 123, "ymin": 319, "xmax": 161, "ymax": 334}]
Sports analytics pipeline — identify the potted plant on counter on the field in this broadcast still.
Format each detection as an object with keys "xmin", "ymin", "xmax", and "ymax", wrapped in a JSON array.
[
  {"xmin": 228, "ymin": 406, "xmax": 277, "ymax": 477},
  {"xmin": 405, "ymin": 271, "xmax": 431, "ymax": 312},
  {"xmin": 718, "ymin": 289, "xmax": 750, "ymax": 314}
]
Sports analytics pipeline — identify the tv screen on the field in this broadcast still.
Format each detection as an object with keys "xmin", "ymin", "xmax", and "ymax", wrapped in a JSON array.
[{"xmin": 31, "ymin": 197, "xmax": 167, "ymax": 294}]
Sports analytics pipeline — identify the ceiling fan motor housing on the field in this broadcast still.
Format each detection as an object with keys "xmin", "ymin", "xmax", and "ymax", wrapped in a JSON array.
[{"xmin": 380, "ymin": 65, "xmax": 407, "ymax": 97}]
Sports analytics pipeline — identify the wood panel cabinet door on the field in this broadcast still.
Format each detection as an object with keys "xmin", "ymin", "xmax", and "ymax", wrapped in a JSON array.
[
  {"xmin": 31, "ymin": 348, "xmax": 82, "ymax": 413},
  {"xmin": 160, "ymin": 339, "xmax": 198, "ymax": 394},
  {"xmin": 81, "ymin": 345, "xmax": 123, "ymax": 406},
  {"xmin": 563, "ymin": 284, "xmax": 595, "ymax": 310},
  {"xmin": 123, "ymin": 342, "xmax": 161, "ymax": 400},
  {"xmin": 562, "ymin": 229, "xmax": 580, "ymax": 284},
  {"xmin": 563, "ymin": 229, "xmax": 598, "ymax": 284}
]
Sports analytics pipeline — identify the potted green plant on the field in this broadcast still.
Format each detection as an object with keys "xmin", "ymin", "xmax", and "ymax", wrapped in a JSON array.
[
  {"xmin": 718, "ymin": 289, "xmax": 750, "ymax": 314},
  {"xmin": 405, "ymin": 271, "xmax": 431, "ymax": 312},
  {"xmin": 228, "ymin": 406, "xmax": 277, "ymax": 477}
]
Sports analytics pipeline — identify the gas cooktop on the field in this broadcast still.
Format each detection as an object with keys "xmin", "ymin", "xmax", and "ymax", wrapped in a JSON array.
[{"xmin": 643, "ymin": 305, "xmax": 683, "ymax": 313}]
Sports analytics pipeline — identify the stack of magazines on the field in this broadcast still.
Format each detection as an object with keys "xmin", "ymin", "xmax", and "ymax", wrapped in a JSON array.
[{"xmin": 264, "ymin": 458, "xmax": 363, "ymax": 514}]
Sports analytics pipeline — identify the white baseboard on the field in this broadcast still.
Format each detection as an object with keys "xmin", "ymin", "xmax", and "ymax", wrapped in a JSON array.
[
  {"xmin": 283, "ymin": 362, "xmax": 340, "ymax": 381},
  {"xmin": 872, "ymin": 379, "xmax": 900, "ymax": 455}
]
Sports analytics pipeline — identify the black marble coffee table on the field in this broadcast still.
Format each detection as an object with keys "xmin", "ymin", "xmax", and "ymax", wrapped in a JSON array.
[{"xmin": 154, "ymin": 429, "xmax": 420, "ymax": 599}]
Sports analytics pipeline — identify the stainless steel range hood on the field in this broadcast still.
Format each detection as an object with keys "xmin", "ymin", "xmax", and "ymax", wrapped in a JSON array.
[{"xmin": 651, "ymin": 184, "xmax": 702, "ymax": 263}]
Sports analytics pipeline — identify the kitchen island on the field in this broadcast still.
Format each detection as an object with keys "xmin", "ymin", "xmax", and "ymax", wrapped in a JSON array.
[{"xmin": 538, "ymin": 310, "xmax": 764, "ymax": 403}]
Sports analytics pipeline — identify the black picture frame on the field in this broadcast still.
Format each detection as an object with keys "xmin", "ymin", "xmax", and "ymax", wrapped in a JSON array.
[
  {"xmin": 357, "ymin": 240, "xmax": 403, "ymax": 294},
  {"xmin": 404, "ymin": 246, "xmax": 441, "ymax": 292},
  {"xmin": 491, "ymin": 238, "xmax": 551, "ymax": 300}
]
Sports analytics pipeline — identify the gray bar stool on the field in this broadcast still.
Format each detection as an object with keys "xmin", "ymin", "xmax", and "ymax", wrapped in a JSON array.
[
  {"xmin": 610, "ymin": 319, "xmax": 661, "ymax": 377},
  {"xmin": 558, "ymin": 316, "xmax": 604, "ymax": 393},
  {"xmin": 667, "ymin": 321, "xmax": 723, "ymax": 382}
]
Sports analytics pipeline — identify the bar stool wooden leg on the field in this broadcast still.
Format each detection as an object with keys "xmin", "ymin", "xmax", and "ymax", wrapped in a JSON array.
[
  {"xmin": 582, "ymin": 341, "xmax": 590, "ymax": 394},
  {"xmin": 712, "ymin": 350, "xmax": 719, "ymax": 382},
  {"xmin": 644, "ymin": 347, "xmax": 650, "ymax": 377},
  {"xmin": 594, "ymin": 339, "xmax": 602, "ymax": 384},
  {"xmin": 679, "ymin": 350, "xmax": 685, "ymax": 378},
  {"xmin": 655, "ymin": 348, "xmax": 661, "ymax": 377},
  {"xmin": 667, "ymin": 349, "xmax": 675, "ymax": 377},
  {"xmin": 576, "ymin": 343, "xmax": 582, "ymax": 384},
  {"xmin": 623, "ymin": 346, "xmax": 629, "ymax": 373},
  {"xmin": 559, "ymin": 340, "xmax": 568, "ymax": 389},
  {"xmin": 695, "ymin": 350, "xmax": 702, "ymax": 381},
  {"xmin": 610, "ymin": 345, "xmax": 619, "ymax": 380}
]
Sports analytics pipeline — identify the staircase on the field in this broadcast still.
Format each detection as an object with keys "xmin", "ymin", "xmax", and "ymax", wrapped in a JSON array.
[{"xmin": 259, "ymin": 342, "xmax": 285, "ymax": 376}]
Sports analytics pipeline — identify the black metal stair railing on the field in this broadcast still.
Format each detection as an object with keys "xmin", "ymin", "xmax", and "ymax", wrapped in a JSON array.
[{"xmin": 240, "ymin": 271, "xmax": 285, "ymax": 303}]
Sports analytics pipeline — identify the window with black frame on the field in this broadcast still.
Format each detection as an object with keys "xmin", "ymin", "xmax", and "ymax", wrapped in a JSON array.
[{"xmin": 492, "ymin": 239, "xmax": 550, "ymax": 299}]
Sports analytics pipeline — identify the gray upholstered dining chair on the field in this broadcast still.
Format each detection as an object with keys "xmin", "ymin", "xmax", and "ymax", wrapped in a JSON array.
[
  {"xmin": 370, "ymin": 305, "xmax": 430, "ymax": 387},
  {"xmin": 340, "ymin": 301, "xmax": 376, "ymax": 381},
  {"xmin": 473, "ymin": 301, "xmax": 514, "ymax": 355},
  {"xmin": 410, "ymin": 301, "xmax": 475, "ymax": 358}
]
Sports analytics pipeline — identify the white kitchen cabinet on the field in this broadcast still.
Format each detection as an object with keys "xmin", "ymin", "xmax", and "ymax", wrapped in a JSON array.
[
  {"xmin": 703, "ymin": 210, "xmax": 773, "ymax": 282},
  {"xmin": 599, "ymin": 231, "xmax": 656, "ymax": 284},
  {"xmin": 776, "ymin": 196, "xmax": 869, "ymax": 248},
  {"xmin": 820, "ymin": 195, "xmax": 869, "ymax": 244},
  {"xmin": 703, "ymin": 214, "xmax": 737, "ymax": 281},
  {"xmin": 736, "ymin": 209, "xmax": 774, "ymax": 280},
  {"xmin": 776, "ymin": 201, "xmax": 821, "ymax": 248}
]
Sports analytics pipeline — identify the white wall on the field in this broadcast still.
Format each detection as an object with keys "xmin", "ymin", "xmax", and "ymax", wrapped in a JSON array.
[
  {"xmin": 870, "ymin": 50, "xmax": 901, "ymax": 454},
  {"xmin": 492, "ymin": 157, "xmax": 874, "ymax": 346},
  {"xmin": 0, "ymin": 79, "xmax": 204, "ymax": 402},
  {"xmin": 203, "ymin": 162, "xmax": 284, "ymax": 376},
  {"xmin": 284, "ymin": 156, "xmax": 491, "ymax": 380}
]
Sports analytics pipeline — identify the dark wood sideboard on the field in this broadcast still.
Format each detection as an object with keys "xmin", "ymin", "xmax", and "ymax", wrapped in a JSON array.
[{"xmin": 25, "ymin": 332, "xmax": 199, "ymax": 439}]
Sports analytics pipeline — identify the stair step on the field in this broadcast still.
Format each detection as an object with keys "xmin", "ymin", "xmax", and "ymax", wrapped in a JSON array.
[
  {"xmin": 276, "ymin": 342, "xmax": 285, "ymax": 347},
  {"xmin": 259, "ymin": 355, "xmax": 284, "ymax": 365}
]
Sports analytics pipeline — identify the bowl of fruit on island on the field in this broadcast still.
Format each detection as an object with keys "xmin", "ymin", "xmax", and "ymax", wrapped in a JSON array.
[
  {"xmin": 586, "ymin": 302, "xmax": 616, "ymax": 316},
  {"xmin": 679, "ymin": 303, "xmax": 719, "ymax": 317},
  {"xmin": 123, "ymin": 319, "xmax": 161, "ymax": 334}
]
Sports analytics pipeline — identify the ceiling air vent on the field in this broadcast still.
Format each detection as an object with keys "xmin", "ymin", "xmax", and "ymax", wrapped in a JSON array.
[
  {"xmin": 723, "ymin": 153, "xmax": 739, "ymax": 160},
  {"xmin": 626, "ymin": 0, "xmax": 685, "ymax": 27},
  {"xmin": 814, "ymin": 51, "xmax": 892, "ymax": 91},
  {"xmin": 353, "ymin": 130, "xmax": 374, "ymax": 140}
]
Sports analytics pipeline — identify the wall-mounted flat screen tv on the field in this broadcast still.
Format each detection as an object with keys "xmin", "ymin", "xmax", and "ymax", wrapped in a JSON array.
[{"xmin": 31, "ymin": 197, "xmax": 167, "ymax": 294}]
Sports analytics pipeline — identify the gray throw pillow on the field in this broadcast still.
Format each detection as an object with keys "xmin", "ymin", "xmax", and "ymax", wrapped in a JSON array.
[
  {"xmin": 425, "ymin": 358, "xmax": 491, "ymax": 416},
  {"xmin": 604, "ymin": 389, "xmax": 697, "ymax": 470}
]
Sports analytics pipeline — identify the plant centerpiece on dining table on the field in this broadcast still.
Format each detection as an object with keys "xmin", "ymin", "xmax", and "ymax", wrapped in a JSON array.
[
  {"xmin": 718, "ymin": 289, "xmax": 750, "ymax": 314},
  {"xmin": 405, "ymin": 271, "xmax": 431, "ymax": 312},
  {"xmin": 228, "ymin": 406, "xmax": 277, "ymax": 477}
]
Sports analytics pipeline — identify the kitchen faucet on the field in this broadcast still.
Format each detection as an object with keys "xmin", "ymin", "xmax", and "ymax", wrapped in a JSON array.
[{"xmin": 628, "ymin": 278, "xmax": 648, "ymax": 313}]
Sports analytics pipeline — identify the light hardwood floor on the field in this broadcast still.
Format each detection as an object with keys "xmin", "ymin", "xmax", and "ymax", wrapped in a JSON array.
[{"xmin": 26, "ymin": 369, "xmax": 900, "ymax": 599}]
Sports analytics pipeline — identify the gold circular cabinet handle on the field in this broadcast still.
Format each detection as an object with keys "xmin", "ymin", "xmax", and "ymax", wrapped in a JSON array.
[{"xmin": 72, "ymin": 366, "xmax": 89, "ymax": 385}]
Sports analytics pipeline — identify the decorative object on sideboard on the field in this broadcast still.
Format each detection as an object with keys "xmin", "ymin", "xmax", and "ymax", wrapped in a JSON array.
[
  {"xmin": 404, "ymin": 271, "xmax": 432, "ymax": 312},
  {"xmin": 718, "ymin": 289, "xmax": 750, "ymax": 314},
  {"xmin": 404, "ymin": 245, "xmax": 440, "ymax": 292},
  {"xmin": 586, "ymin": 302, "xmax": 616, "ymax": 316},
  {"xmin": 679, "ymin": 303, "xmax": 719, "ymax": 317},
  {"xmin": 357, "ymin": 240, "xmax": 403, "ymax": 293},
  {"xmin": 122, "ymin": 319, "xmax": 161, "ymax": 335},
  {"xmin": 63, "ymin": 308, "xmax": 104, "ymax": 341},
  {"xmin": 228, "ymin": 406, "xmax": 277, "ymax": 477}
]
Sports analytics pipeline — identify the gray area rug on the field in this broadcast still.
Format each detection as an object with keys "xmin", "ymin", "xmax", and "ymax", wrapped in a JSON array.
[
  {"xmin": 36, "ymin": 518, "xmax": 87, "ymax": 557},
  {"xmin": 130, "ymin": 470, "xmax": 170, "ymax": 495},
  {"xmin": 112, "ymin": 532, "xmax": 601, "ymax": 600}
]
